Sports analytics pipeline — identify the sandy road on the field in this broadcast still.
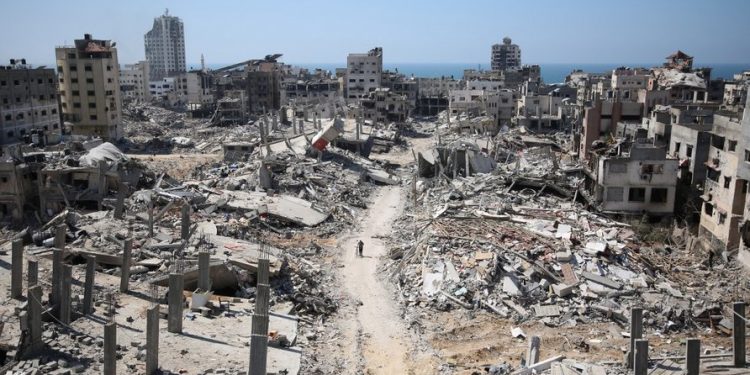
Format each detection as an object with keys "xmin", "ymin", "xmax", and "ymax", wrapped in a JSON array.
[{"xmin": 339, "ymin": 185, "xmax": 413, "ymax": 374}]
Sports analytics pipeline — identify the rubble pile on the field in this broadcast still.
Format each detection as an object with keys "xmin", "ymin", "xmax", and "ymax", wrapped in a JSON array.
[{"xmin": 386, "ymin": 126, "xmax": 750, "ymax": 373}]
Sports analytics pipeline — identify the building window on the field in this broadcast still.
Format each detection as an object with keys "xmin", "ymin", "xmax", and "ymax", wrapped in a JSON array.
[
  {"xmin": 57, "ymin": 66, "xmax": 63, "ymax": 73},
  {"xmin": 729, "ymin": 140, "xmax": 737, "ymax": 152},
  {"xmin": 67, "ymin": 52, "xmax": 76, "ymax": 59},
  {"xmin": 704, "ymin": 202, "xmax": 714, "ymax": 215},
  {"xmin": 87, "ymin": 90, "xmax": 95, "ymax": 96},
  {"xmin": 719, "ymin": 212, "xmax": 727, "ymax": 225},
  {"xmin": 4, "ymin": 114, "xmax": 10, "ymax": 121},
  {"xmin": 674, "ymin": 142, "xmax": 681, "ymax": 154},
  {"xmin": 724, "ymin": 176, "xmax": 732, "ymax": 189},
  {"xmin": 651, "ymin": 188, "xmax": 668, "ymax": 203},
  {"xmin": 90, "ymin": 115, "xmax": 97, "ymax": 120},
  {"xmin": 745, "ymin": 150, "xmax": 750, "ymax": 163},
  {"xmin": 606, "ymin": 187, "xmax": 623, "ymax": 201},
  {"xmin": 86, "ymin": 78, "xmax": 94, "ymax": 84},
  {"xmin": 70, "ymin": 66, "xmax": 77, "ymax": 71},
  {"xmin": 88, "ymin": 102, "xmax": 96, "ymax": 108},
  {"xmin": 73, "ymin": 102, "xmax": 81, "ymax": 108},
  {"xmin": 71, "ymin": 78, "xmax": 78, "ymax": 84},
  {"xmin": 686, "ymin": 145, "xmax": 693, "ymax": 157},
  {"xmin": 72, "ymin": 90, "xmax": 80, "ymax": 96},
  {"xmin": 84, "ymin": 65, "xmax": 92, "ymax": 71},
  {"xmin": 628, "ymin": 187, "xmax": 646, "ymax": 202},
  {"xmin": 51, "ymin": 108, "xmax": 57, "ymax": 114}
]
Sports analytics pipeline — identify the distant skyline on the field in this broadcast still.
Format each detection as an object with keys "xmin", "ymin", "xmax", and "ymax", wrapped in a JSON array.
[{"xmin": 2, "ymin": 0, "xmax": 750, "ymax": 67}]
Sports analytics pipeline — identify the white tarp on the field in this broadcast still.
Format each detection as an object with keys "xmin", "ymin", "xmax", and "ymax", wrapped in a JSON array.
[{"xmin": 79, "ymin": 142, "xmax": 128, "ymax": 169}]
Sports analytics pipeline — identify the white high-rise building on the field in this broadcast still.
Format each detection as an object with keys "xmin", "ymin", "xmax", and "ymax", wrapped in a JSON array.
[
  {"xmin": 144, "ymin": 9, "xmax": 186, "ymax": 81},
  {"xmin": 491, "ymin": 37, "xmax": 521, "ymax": 71}
]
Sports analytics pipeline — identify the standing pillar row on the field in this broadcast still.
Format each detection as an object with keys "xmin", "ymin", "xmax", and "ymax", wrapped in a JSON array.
[
  {"xmin": 51, "ymin": 248, "xmax": 63, "ymax": 316},
  {"xmin": 628, "ymin": 307, "xmax": 643, "ymax": 368}
]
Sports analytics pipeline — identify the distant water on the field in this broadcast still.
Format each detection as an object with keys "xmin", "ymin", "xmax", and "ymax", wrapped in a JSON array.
[{"xmin": 197, "ymin": 62, "xmax": 750, "ymax": 83}]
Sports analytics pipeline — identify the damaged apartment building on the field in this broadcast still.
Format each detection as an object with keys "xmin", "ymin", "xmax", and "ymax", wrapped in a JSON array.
[
  {"xmin": 0, "ymin": 59, "xmax": 62, "ymax": 146},
  {"xmin": 584, "ymin": 138, "xmax": 678, "ymax": 217},
  {"xmin": 0, "ymin": 140, "xmax": 142, "ymax": 222},
  {"xmin": 699, "ymin": 96, "xmax": 750, "ymax": 263}
]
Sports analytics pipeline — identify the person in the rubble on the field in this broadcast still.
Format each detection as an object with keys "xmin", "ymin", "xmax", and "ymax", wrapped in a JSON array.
[{"xmin": 357, "ymin": 239, "xmax": 364, "ymax": 257}]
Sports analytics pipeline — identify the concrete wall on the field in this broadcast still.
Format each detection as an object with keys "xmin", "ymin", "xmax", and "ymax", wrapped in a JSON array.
[{"xmin": 597, "ymin": 154, "xmax": 678, "ymax": 214}]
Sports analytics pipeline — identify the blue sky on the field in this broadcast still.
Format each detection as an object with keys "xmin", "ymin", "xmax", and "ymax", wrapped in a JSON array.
[{"xmin": 2, "ymin": 0, "xmax": 749, "ymax": 66}]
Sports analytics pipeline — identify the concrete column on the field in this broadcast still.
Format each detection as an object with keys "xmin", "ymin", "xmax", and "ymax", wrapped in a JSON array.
[
  {"xmin": 168, "ymin": 273, "xmax": 184, "ymax": 333},
  {"xmin": 734, "ymin": 302, "xmax": 746, "ymax": 367},
  {"xmin": 685, "ymin": 338, "xmax": 700, "ymax": 375},
  {"xmin": 298, "ymin": 119, "xmax": 304, "ymax": 134},
  {"xmin": 526, "ymin": 335, "xmax": 540, "ymax": 367},
  {"xmin": 198, "ymin": 251, "xmax": 211, "ymax": 292},
  {"xmin": 11, "ymin": 239, "xmax": 23, "ymax": 299},
  {"xmin": 83, "ymin": 256, "xmax": 96, "ymax": 315},
  {"xmin": 181, "ymin": 204, "xmax": 190, "ymax": 241},
  {"xmin": 59, "ymin": 265, "xmax": 72, "ymax": 324},
  {"xmin": 628, "ymin": 307, "xmax": 643, "ymax": 368},
  {"xmin": 119, "ymin": 239, "xmax": 132, "ymax": 293},
  {"xmin": 54, "ymin": 224, "xmax": 66, "ymax": 249},
  {"xmin": 51, "ymin": 248, "xmax": 63, "ymax": 316},
  {"xmin": 249, "ymin": 258, "xmax": 270, "ymax": 375},
  {"xmin": 146, "ymin": 306, "xmax": 159, "ymax": 374},
  {"xmin": 103, "ymin": 322, "xmax": 117, "ymax": 375},
  {"xmin": 634, "ymin": 339, "xmax": 648, "ymax": 375},
  {"xmin": 27, "ymin": 285, "xmax": 43, "ymax": 351},
  {"xmin": 114, "ymin": 183, "xmax": 126, "ymax": 219},
  {"xmin": 27, "ymin": 259, "xmax": 38, "ymax": 287},
  {"xmin": 148, "ymin": 203, "xmax": 154, "ymax": 238}
]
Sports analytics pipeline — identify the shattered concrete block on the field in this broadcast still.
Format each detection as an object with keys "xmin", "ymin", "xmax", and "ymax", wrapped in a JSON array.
[{"xmin": 552, "ymin": 283, "xmax": 575, "ymax": 297}]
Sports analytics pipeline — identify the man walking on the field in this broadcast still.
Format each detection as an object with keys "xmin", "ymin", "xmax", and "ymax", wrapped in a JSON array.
[{"xmin": 357, "ymin": 240, "xmax": 364, "ymax": 257}]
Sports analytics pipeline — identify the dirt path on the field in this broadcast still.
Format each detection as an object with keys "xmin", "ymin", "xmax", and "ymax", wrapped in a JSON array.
[{"xmin": 339, "ymin": 186, "xmax": 413, "ymax": 374}]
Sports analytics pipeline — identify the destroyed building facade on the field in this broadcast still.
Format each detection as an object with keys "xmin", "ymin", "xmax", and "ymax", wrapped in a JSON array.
[
  {"xmin": 56, "ymin": 34, "xmax": 123, "ymax": 141},
  {"xmin": 0, "ymin": 59, "xmax": 62, "ymax": 146},
  {"xmin": 491, "ymin": 36, "xmax": 521, "ymax": 71}
]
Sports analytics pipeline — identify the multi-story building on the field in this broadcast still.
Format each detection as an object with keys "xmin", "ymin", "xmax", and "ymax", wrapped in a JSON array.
[
  {"xmin": 491, "ymin": 37, "xmax": 521, "ymax": 71},
  {"xmin": 361, "ymin": 88, "xmax": 411, "ymax": 124},
  {"xmin": 586, "ymin": 139, "xmax": 678, "ymax": 216},
  {"xmin": 346, "ymin": 47, "xmax": 383, "ymax": 100},
  {"xmin": 246, "ymin": 61, "xmax": 281, "ymax": 113},
  {"xmin": 119, "ymin": 61, "xmax": 151, "ymax": 102},
  {"xmin": 0, "ymin": 59, "xmax": 62, "ymax": 145},
  {"xmin": 699, "ymin": 106, "xmax": 748, "ymax": 253},
  {"xmin": 415, "ymin": 77, "xmax": 461, "ymax": 116},
  {"xmin": 723, "ymin": 71, "xmax": 750, "ymax": 113},
  {"xmin": 186, "ymin": 70, "xmax": 214, "ymax": 111},
  {"xmin": 578, "ymin": 100, "xmax": 642, "ymax": 159},
  {"xmin": 381, "ymin": 71, "xmax": 418, "ymax": 108},
  {"xmin": 144, "ymin": 9, "xmax": 186, "ymax": 81},
  {"xmin": 56, "ymin": 34, "xmax": 122, "ymax": 141}
]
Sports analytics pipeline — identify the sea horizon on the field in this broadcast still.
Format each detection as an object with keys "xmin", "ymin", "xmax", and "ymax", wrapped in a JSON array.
[{"xmin": 188, "ymin": 61, "xmax": 750, "ymax": 84}]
